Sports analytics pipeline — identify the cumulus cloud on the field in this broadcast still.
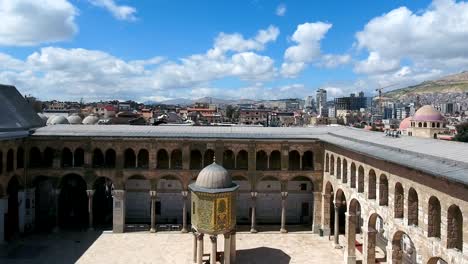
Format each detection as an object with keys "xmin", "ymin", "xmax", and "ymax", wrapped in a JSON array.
[
  {"xmin": 276, "ymin": 4, "xmax": 286, "ymax": 16},
  {"xmin": 89, "ymin": 0, "xmax": 137, "ymax": 21},
  {"xmin": 318, "ymin": 54, "xmax": 351, "ymax": 68},
  {"xmin": 281, "ymin": 22, "xmax": 332, "ymax": 77},
  {"xmin": 0, "ymin": 0, "xmax": 78, "ymax": 46}
]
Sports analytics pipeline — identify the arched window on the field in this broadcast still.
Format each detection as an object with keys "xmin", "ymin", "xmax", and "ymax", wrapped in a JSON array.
[
  {"xmin": 302, "ymin": 151, "xmax": 314, "ymax": 170},
  {"xmin": 74, "ymin": 148, "xmax": 84, "ymax": 167},
  {"xmin": 437, "ymin": 122, "xmax": 440, "ymax": 128},
  {"xmin": 223, "ymin": 150, "xmax": 235, "ymax": 169},
  {"xmin": 156, "ymin": 149, "xmax": 169, "ymax": 169},
  {"xmin": 16, "ymin": 147, "xmax": 24, "ymax": 169},
  {"xmin": 342, "ymin": 159, "xmax": 348, "ymax": 183},
  {"xmin": 447, "ymin": 205, "xmax": 463, "ymax": 251},
  {"xmin": 330, "ymin": 155, "xmax": 335, "ymax": 175},
  {"xmin": 269, "ymin": 150, "xmax": 281, "ymax": 170},
  {"xmin": 29, "ymin": 147, "xmax": 42, "ymax": 168},
  {"xmin": 325, "ymin": 153, "xmax": 329, "ymax": 172},
  {"xmin": 236, "ymin": 150, "xmax": 248, "ymax": 170},
  {"xmin": 0, "ymin": 151, "xmax": 3, "ymax": 173},
  {"xmin": 379, "ymin": 174, "xmax": 388, "ymax": 206},
  {"xmin": 6, "ymin": 149, "xmax": 14, "ymax": 172},
  {"xmin": 190, "ymin": 150, "xmax": 203, "ymax": 170},
  {"xmin": 256, "ymin": 150, "xmax": 268, "ymax": 170},
  {"xmin": 61, "ymin": 148, "xmax": 73, "ymax": 167},
  {"xmin": 336, "ymin": 157, "xmax": 341, "ymax": 179},
  {"xmin": 350, "ymin": 163, "xmax": 356, "ymax": 188},
  {"xmin": 368, "ymin": 169, "xmax": 376, "ymax": 199},
  {"xmin": 394, "ymin": 182, "xmax": 404, "ymax": 219},
  {"xmin": 171, "ymin": 149, "xmax": 182, "ymax": 169},
  {"xmin": 203, "ymin": 149, "xmax": 214, "ymax": 167},
  {"xmin": 431, "ymin": 122, "xmax": 435, "ymax": 128},
  {"xmin": 418, "ymin": 122, "xmax": 422, "ymax": 127},
  {"xmin": 408, "ymin": 188, "xmax": 418, "ymax": 226},
  {"xmin": 423, "ymin": 122, "xmax": 427, "ymax": 127},
  {"xmin": 92, "ymin": 149, "xmax": 105, "ymax": 167},
  {"xmin": 44, "ymin": 147, "xmax": 55, "ymax": 167},
  {"xmin": 357, "ymin": 166, "xmax": 364, "ymax": 192},
  {"xmin": 137, "ymin": 149, "xmax": 149, "ymax": 168},
  {"xmin": 288, "ymin": 150, "xmax": 300, "ymax": 170},
  {"xmin": 124, "ymin": 148, "xmax": 136, "ymax": 168},
  {"xmin": 105, "ymin": 149, "xmax": 116, "ymax": 168},
  {"xmin": 428, "ymin": 196, "xmax": 441, "ymax": 238}
]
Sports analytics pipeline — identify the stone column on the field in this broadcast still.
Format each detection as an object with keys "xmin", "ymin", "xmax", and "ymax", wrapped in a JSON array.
[
  {"xmin": 364, "ymin": 228, "xmax": 377, "ymax": 264},
  {"xmin": 192, "ymin": 232, "xmax": 197, "ymax": 263},
  {"xmin": 53, "ymin": 189, "xmax": 60, "ymax": 233},
  {"xmin": 280, "ymin": 192, "xmax": 288, "ymax": 233},
  {"xmin": 112, "ymin": 190, "xmax": 126, "ymax": 233},
  {"xmin": 181, "ymin": 191, "xmax": 188, "ymax": 233},
  {"xmin": 224, "ymin": 233, "xmax": 231, "ymax": 264},
  {"xmin": 250, "ymin": 192, "xmax": 258, "ymax": 233},
  {"xmin": 0, "ymin": 197, "xmax": 8, "ymax": 244},
  {"xmin": 197, "ymin": 233, "xmax": 204, "ymax": 264},
  {"xmin": 312, "ymin": 191, "xmax": 321, "ymax": 233},
  {"xmin": 210, "ymin": 235, "xmax": 217, "ymax": 264},
  {"xmin": 344, "ymin": 213, "xmax": 356, "ymax": 264},
  {"xmin": 230, "ymin": 231, "xmax": 236, "ymax": 264},
  {"xmin": 87, "ymin": 190, "xmax": 95, "ymax": 231},
  {"xmin": 334, "ymin": 204, "xmax": 342, "ymax": 248},
  {"xmin": 150, "ymin": 190, "xmax": 157, "ymax": 233}
]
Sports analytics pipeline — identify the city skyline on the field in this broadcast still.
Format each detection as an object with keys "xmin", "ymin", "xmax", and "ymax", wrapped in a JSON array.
[{"xmin": 1, "ymin": 0, "xmax": 468, "ymax": 102}]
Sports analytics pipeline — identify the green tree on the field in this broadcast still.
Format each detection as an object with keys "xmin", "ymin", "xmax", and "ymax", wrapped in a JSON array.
[{"xmin": 454, "ymin": 122, "xmax": 468, "ymax": 142}]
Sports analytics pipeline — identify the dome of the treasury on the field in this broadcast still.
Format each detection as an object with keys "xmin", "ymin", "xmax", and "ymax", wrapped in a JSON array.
[
  {"xmin": 67, "ymin": 114, "xmax": 83, "ymax": 125},
  {"xmin": 399, "ymin": 117, "xmax": 412, "ymax": 130},
  {"xmin": 49, "ymin": 115, "xmax": 70, "ymax": 125},
  {"xmin": 195, "ymin": 162, "xmax": 233, "ymax": 189},
  {"xmin": 412, "ymin": 105, "xmax": 444, "ymax": 122},
  {"xmin": 82, "ymin": 114, "xmax": 99, "ymax": 125}
]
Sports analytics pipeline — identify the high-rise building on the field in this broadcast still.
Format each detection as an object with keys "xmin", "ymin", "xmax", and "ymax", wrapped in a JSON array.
[
  {"xmin": 316, "ymin": 89, "xmax": 327, "ymax": 116},
  {"xmin": 334, "ymin": 92, "xmax": 368, "ymax": 111},
  {"xmin": 304, "ymin": 96, "xmax": 315, "ymax": 110}
]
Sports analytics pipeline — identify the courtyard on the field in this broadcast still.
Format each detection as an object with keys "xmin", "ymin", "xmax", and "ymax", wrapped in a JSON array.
[{"xmin": 0, "ymin": 228, "xmax": 346, "ymax": 264}]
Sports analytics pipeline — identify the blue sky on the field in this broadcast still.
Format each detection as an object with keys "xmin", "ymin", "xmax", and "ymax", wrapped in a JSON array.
[{"xmin": 1, "ymin": 0, "xmax": 468, "ymax": 102}]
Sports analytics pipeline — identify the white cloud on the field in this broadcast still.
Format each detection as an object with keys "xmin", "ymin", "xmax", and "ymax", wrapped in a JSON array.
[
  {"xmin": 276, "ymin": 4, "xmax": 286, "ymax": 16},
  {"xmin": 318, "ymin": 54, "xmax": 351, "ymax": 68},
  {"xmin": 0, "ymin": 0, "xmax": 78, "ymax": 46},
  {"xmin": 89, "ymin": 0, "xmax": 137, "ymax": 21},
  {"xmin": 281, "ymin": 22, "xmax": 332, "ymax": 77},
  {"xmin": 354, "ymin": 52, "xmax": 399, "ymax": 74}
]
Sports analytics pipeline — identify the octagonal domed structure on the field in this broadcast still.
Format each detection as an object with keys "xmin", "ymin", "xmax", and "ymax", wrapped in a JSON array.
[{"xmin": 412, "ymin": 105, "xmax": 444, "ymax": 122}]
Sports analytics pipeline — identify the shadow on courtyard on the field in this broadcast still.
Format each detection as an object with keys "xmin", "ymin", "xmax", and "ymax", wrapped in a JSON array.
[
  {"xmin": 0, "ymin": 230, "xmax": 104, "ymax": 264},
  {"xmin": 236, "ymin": 247, "xmax": 291, "ymax": 264}
]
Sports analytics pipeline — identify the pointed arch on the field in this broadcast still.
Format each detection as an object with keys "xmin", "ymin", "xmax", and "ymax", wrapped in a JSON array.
[
  {"xmin": 302, "ymin": 151, "xmax": 314, "ymax": 170},
  {"xmin": 269, "ymin": 150, "xmax": 281, "ymax": 170},
  {"xmin": 203, "ymin": 149, "xmax": 215, "ymax": 167},
  {"xmin": 170, "ymin": 149, "xmax": 182, "ymax": 169},
  {"xmin": 256, "ymin": 150, "xmax": 268, "ymax": 170},
  {"xmin": 190, "ymin": 149, "xmax": 203, "ymax": 170},
  {"xmin": 394, "ymin": 182, "xmax": 404, "ymax": 219},
  {"xmin": 427, "ymin": 196, "xmax": 441, "ymax": 238},
  {"xmin": 236, "ymin": 150, "xmax": 248, "ymax": 170},
  {"xmin": 92, "ymin": 148, "xmax": 105, "ymax": 168},
  {"xmin": 408, "ymin": 188, "xmax": 418, "ymax": 226},
  {"xmin": 137, "ymin": 149, "xmax": 149, "ymax": 168},
  {"xmin": 157, "ymin": 149, "xmax": 169, "ymax": 169},
  {"xmin": 368, "ymin": 169, "xmax": 376, "ymax": 199},
  {"xmin": 288, "ymin": 150, "xmax": 300, "ymax": 170},
  {"xmin": 447, "ymin": 204, "xmax": 463, "ymax": 251},
  {"xmin": 223, "ymin": 150, "xmax": 235, "ymax": 169}
]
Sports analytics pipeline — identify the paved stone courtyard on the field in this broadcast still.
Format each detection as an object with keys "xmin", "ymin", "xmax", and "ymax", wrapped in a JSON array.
[{"xmin": 0, "ymin": 228, "xmax": 345, "ymax": 264}]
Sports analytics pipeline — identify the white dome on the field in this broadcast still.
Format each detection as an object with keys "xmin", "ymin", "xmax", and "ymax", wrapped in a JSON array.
[
  {"xmin": 82, "ymin": 115, "xmax": 99, "ymax": 125},
  {"xmin": 46, "ymin": 115, "xmax": 57, "ymax": 125},
  {"xmin": 67, "ymin": 114, "xmax": 83, "ymax": 124},
  {"xmin": 50, "ymin": 115, "xmax": 69, "ymax": 125},
  {"xmin": 195, "ymin": 162, "xmax": 232, "ymax": 189},
  {"xmin": 37, "ymin": 113, "xmax": 48, "ymax": 125}
]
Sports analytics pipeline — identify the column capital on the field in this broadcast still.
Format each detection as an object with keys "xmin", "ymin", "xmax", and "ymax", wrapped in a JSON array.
[
  {"xmin": 195, "ymin": 232, "xmax": 204, "ymax": 239},
  {"xmin": 281, "ymin": 191, "xmax": 288, "ymax": 198},
  {"xmin": 250, "ymin": 191, "xmax": 258, "ymax": 198},
  {"xmin": 149, "ymin": 190, "xmax": 157, "ymax": 198},
  {"xmin": 112, "ymin": 189, "xmax": 125, "ymax": 200},
  {"xmin": 181, "ymin": 190, "xmax": 189, "ymax": 197},
  {"xmin": 86, "ymin": 189, "xmax": 95, "ymax": 197},
  {"xmin": 209, "ymin": 235, "xmax": 217, "ymax": 242}
]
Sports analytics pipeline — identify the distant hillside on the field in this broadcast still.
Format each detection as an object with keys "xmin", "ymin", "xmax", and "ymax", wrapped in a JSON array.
[{"xmin": 385, "ymin": 71, "xmax": 468, "ymax": 100}]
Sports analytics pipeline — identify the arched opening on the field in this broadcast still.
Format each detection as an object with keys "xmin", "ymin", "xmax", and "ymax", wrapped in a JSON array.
[
  {"xmin": 0, "ymin": 151, "xmax": 2, "ymax": 173},
  {"xmin": 105, "ymin": 149, "xmax": 116, "ymax": 168},
  {"xmin": 392, "ymin": 231, "xmax": 416, "ymax": 264},
  {"xmin": 348, "ymin": 199, "xmax": 363, "ymax": 262},
  {"xmin": 93, "ymin": 177, "xmax": 113, "ymax": 228},
  {"xmin": 342, "ymin": 159, "xmax": 348, "ymax": 183},
  {"xmin": 170, "ymin": 149, "xmax": 182, "ymax": 169},
  {"xmin": 223, "ymin": 150, "xmax": 235, "ymax": 169},
  {"xmin": 447, "ymin": 204, "xmax": 463, "ymax": 251},
  {"xmin": 43, "ymin": 147, "xmax": 55, "ymax": 168},
  {"xmin": 92, "ymin": 148, "xmax": 105, "ymax": 168},
  {"xmin": 379, "ymin": 174, "xmax": 388, "ymax": 206},
  {"xmin": 6, "ymin": 149, "xmax": 14, "ymax": 172},
  {"xmin": 137, "ymin": 149, "xmax": 149, "ymax": 168},
  {"xmin": 126, "ymin": 175, "xmax": 150, "ymax": 224},
  {"xmin": 157, "ymin": 176, "xmax": 184, "ymax": 224},
  {"xmin": 368, "ymin": 169, "xmax": 376, "ymax": 199},
  {"xmin": 323, "ymin": 182, "xmax": 334, "ymax": 234},
  {"xmin": 288, "ymin": 176, "xmax": 314, "ymax": 224},
  {"xmin": 257, "ymin": 176, "xmax": 281, "ymax": 225},
  {"xmin": 336, "ymin": 157, "xmax": 341, "ymax": 179},
  {"xmin": 232, "ymin": 175, "xmax": 250, "ymax": 224},
  {"xmin": 325, "ymin": 153, "xmax": 329, "ymax": 172},
  {"xmin": 61, "ymin": 148, "xmax": 73, "ymax": 168},
  {"xmin": 431, "ymin": 122, "xmax": 435, "ymax": 128},
  {"xmin": 269, "ymin": 150, "xmax": 281, "ymax": 170},
  {"xmin": 330, "ymin": 155, "xmax": 335, "ymax": 175},
  {"xmin": 408, "ymin": 188, "xmax": 418, "ymax": 226},
  {"xmin": 433, "ymin": 133, "xmax": 437, "ymax": 139},
  {"xmin": 17, "ymin": 147, "xmax": 24, "ymax": 169},
  {"xmin": 74, "ymin": 148, "xmax": 84, "ymax": 167},
  {"xmin": 29, "ymin": 147, "xmax": 42, "ymax": 168},
  {"xmin": 124, "ymin": 148, "xmax": 136, "ymax": 168},
  {"xmin": 288, "ymin": 150, "xmax": 300, "ymax": 171},
  {"xmin": 203, "ymin": 149, "xmax": 215, "ymax": 167},
  {"xmin": 427, "ymin": 257, "xmax": 448, "ymax": 264},
  {"xmin": 394, "ymin": 183, "xmax": 404, "ymax": 219},
  {"xmin": 5, "ymin": 176, "xmax": 21, "ymax": 241},
  {"xmin": 58, "ymin": 174, "xmax": 88, "ymax": 229},
  {"xmin": 33, "ymin": 176, "xmax": 55, "ymax": 231},
  {"xmin": 302, "ymin": 151, "xmax": 314, "ymax": 170},
  {"xmin": 157, "ymin": 149, "xmax": 169, "ymax": 169},
  {"xmin": 350, "ymin": 163, "xmax": 356, "ymax": 188},
  {"xmin": 190, "ymin": 150, "xmax": 203, "ymax": 170},
  {"xmin": 367, "ymin": 213, "xmax": 388, "ymax": 264},
  {"xmin": 357, "ymin": 166, "xmax": 364, "ymax": 192},
  {"xmin": 424, "ymin": 122, "xmax": 427, "ymax": 127},
  {"xmin": 427, "ymin": 196, "xmax": 441, "ymax": 238},
  {"xmin": 236, "ymin": 150, "xmax": 248, "ymax": 170},
  {"xmin": 256, "ymin": 150, "xmax": 268, "ymax": 170},
  {"xmin": 436, "ymin": 123, "xmax": 441, "ymax": 128},
  {"xmin": 418, "ymin": 122, "xmax": 422, "ymax": 127},
  {"xmin": 335, "ymin": 189, "xmax": 347, "ymax": 238}
]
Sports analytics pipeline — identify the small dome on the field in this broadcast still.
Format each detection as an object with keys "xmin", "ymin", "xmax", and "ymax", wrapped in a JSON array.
[
  {"xmin": 399, "ymin": 117, "xmax": 411, "ymax": 130},
  {"xmin": 67, "ymin": 114, "xmax": 82, "ymax": 124},
  {"xmin": 50, "ymin": 115, "xmax": 69, "ymax": 125},
  {"xmin": 46, "ymin": 115, "xmax": 57, "ymax": 125},
  {"xmin": 82, "ymin": 114, "xmax": 99, "ymax": 125},
  {"xmin": 412, "ymin": 105, "xmax": 444, "ymax": 122},
  {"xmin": 195, "ymin": 162, "xmax": 232, "ymax": 189}
]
